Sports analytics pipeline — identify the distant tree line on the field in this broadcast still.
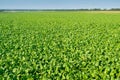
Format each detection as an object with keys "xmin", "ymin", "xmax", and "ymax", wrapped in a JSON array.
[{"xmin": 1, "ymin": 8, "xmax": 120, "ymax": 12}]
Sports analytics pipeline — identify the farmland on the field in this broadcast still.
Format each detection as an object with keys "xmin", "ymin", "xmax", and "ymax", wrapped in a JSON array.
[{"xmin": 0, "ymin": 11, "xmax": 120, "ymax": 79}]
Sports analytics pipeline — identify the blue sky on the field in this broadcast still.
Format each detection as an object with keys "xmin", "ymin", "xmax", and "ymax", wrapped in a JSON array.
[{"xmin": 0, "ymin": 0, "xmax": 120, "ymax": 9}]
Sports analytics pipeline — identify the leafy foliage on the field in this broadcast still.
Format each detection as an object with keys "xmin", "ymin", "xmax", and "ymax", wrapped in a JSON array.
[{"xmin": 0, "ymin": 12, "xmax": 120, "ymax": 79}]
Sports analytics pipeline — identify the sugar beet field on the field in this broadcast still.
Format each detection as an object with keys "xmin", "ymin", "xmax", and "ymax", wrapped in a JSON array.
[{"xmin": 0, "ymin": 12, "xmax": 120, "ymax": 79}]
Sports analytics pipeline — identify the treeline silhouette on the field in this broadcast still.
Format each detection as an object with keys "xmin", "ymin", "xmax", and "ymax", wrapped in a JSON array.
[{"xmin": 0, "ymin": 8, "xmax": 120, "ymax": 12}]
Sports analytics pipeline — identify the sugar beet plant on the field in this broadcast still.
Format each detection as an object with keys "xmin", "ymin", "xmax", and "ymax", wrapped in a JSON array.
[{"xmin": 0, "ymin": 12, "xmax": 120, "ymax": 79}]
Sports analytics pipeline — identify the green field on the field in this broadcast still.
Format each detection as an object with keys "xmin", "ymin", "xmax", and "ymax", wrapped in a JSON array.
[{"xmin": 0, "ymin": 12, "xmax": 120, "ymax": 79}]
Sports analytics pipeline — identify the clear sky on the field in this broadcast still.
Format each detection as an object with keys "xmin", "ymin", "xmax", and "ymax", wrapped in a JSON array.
[{"xmin": 0, "ymin": 0, "xmax": 120, "ymax": 9}]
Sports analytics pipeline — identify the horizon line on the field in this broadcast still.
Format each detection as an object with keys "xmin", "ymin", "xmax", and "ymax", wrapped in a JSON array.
[{"xmin": 0, "ymin": 8, "xmax": 120, "ymax": 10}]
